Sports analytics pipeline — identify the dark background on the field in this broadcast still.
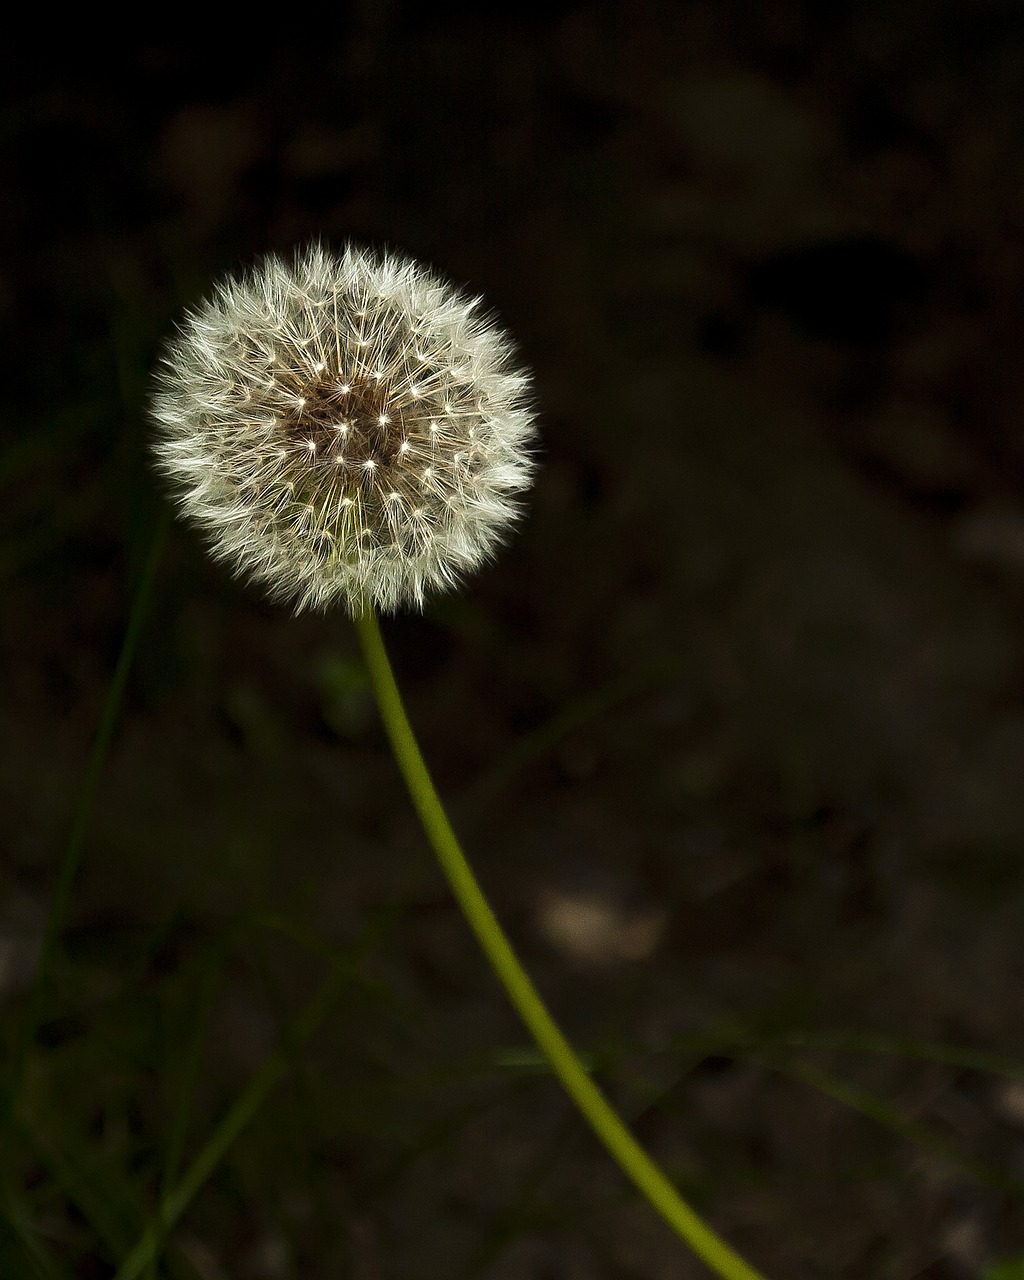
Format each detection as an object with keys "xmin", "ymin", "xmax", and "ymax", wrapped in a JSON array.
[{"xmin": 5, "ymin": 3, "xmax": 1024, "ymax": 1277}]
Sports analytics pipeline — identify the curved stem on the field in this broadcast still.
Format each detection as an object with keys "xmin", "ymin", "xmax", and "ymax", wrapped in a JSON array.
[{"xmin": 353, "ymin": 609, "xmax": 767, "ymax": 1280}]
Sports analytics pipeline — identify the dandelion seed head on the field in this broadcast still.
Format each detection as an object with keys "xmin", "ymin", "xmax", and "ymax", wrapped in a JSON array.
[{"xmin": 150, "ymin": 243, "xmax": 536, "ymax": 613}]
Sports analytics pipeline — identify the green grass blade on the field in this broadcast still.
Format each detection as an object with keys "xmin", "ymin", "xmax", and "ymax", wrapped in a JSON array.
[
  {"xmin": 775, "ymin": 1058, "xmax": 1024, "ymax": 1196},
  {"xmin": 114, "ymin": 949, "xmax": 363, "ymax": 1280},
  {"xmin": 0, "ymin": 1191, "xmax": 65, "ymax": 1280},
  {"xmin": 6, "ymin": 512, "xmax": 169, "ymax": 1118},
  {"xmin": 16, "ymin": 1114, "xmax": 144, "ymax": 1261}
]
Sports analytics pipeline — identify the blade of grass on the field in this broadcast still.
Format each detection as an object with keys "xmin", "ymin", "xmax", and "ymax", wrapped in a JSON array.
[
  {"xmin": 16, "ymin": 1114, "xmax": 144, "ymax": 1261},
  {"xmin": 6, "ymin": 511, "xmax": 169, "ymax": 1119},
  {"xmin": 459, "ymin": 656, "xmax": 681, "ymax": 817},
  {"xmin": 160, "ymin": 970, "xmax": 221, "ymax": 1200},
  {"xmin": 114, "ymin": 908, "xmax": 394, "ymax": 1280},
  {"xmin": 0, "ymin": 1191, "xmax": 65, "ymax": 1280},
  {"xmin": 661, "ymin": 1025, "xmax": 1024, "ymax": 1082},
  {"xmin": 498, "ymin": 1028, "xmax": 1024, "ymax": 1199},
  {"xmin": 771, "ymin": 1057, "xmax": 1024, "ymax": 1197},
  {"xmin": 115, "ymin": 969, "xmax": 346, "ymax": 1280},
  {"xmin": 143, "ymin": 963, "xmax": 225, "ymax": 1280},
  {"xmin": 754, "ymin": 1029, "xmax": 1024, "ymax": 1080},
  {"xmin": 140, "ymin": 903, "xmax": 404, "ymax": 1280}
]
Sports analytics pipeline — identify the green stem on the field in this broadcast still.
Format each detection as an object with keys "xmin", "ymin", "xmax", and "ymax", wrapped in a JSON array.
[{"xmin": 353, "ymin": 609, "xmax": 767, "ymax": 1280}]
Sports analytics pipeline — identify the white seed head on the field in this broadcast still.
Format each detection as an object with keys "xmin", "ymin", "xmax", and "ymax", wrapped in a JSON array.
[{"xmin": 150, "ymin": 244, "xmax": 536, "ymax": 613}]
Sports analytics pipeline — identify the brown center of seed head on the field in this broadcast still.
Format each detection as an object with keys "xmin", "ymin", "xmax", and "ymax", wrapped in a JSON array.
[{"xmin": 279, "ymin": 370, "xmax": 406, "ymax": 475}]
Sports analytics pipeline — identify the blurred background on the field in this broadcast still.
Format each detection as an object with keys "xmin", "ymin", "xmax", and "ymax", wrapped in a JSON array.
[{"xmin": 4, "ymin": 3, "xmax": 1024, "ymax": 1276}]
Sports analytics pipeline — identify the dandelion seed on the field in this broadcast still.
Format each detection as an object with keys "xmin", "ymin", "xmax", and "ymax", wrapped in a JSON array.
[{"xmin": 150, "ymin": 244, "xmax": 536, "ymax": 613}]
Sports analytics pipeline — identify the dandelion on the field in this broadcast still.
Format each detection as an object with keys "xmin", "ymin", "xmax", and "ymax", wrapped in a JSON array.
[
  {"xmin": 150, "ymin": 244, "xmax": 536, "ymax": 613},
  {"xmin": 145, "ymin": 244, "xmax": 764, "ymax": 1280}
]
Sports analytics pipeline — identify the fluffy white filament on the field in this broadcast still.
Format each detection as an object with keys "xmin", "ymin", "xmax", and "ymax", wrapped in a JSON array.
[{"xmin": 151, "ymin": 244, "xmax": 536, "ymax": 613}]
